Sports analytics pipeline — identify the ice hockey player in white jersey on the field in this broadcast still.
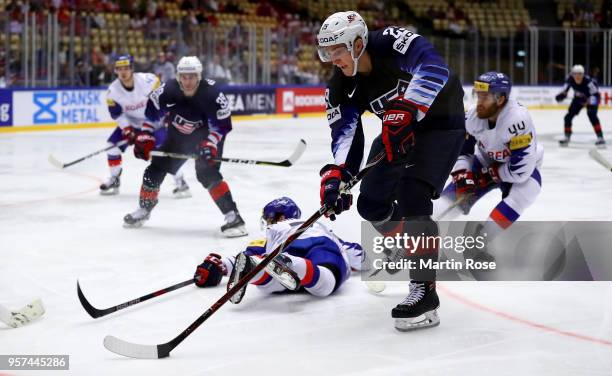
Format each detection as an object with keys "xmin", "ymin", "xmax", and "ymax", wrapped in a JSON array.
[
  {"xmin": 101, "ymin": 54, "xmax": 191, "ymax": 197},
  {"xmin": 437, "ymin": 72, "xmax": 543, "ymax": 241},
  {"xmin": 191, "ymin": 197, "xmax": 363, "ymax": 303}
]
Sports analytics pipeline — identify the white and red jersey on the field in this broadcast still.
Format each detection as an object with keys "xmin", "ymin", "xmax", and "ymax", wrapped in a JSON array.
[
  {"xmin": 106, "ymin": 72, "xmax": 161, "ymax": 130},
  {"xmin": 454, "ymin": 99, "xmax": 543, "ymax": 184}
]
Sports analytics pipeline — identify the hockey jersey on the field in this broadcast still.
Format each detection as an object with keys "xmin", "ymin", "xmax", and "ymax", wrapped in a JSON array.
[
  {"xmin": 560, "ymin": 74, "xmax": 600, "ymax": 105},
  {"xmin": 455, "ymin": 99, "xmax": 542, "ymax": 184},
  {"xmin": 106, "ymin": 72, "xmax": 161, "ymax": 129},
  {"xmin": 325, "ymin": 27, "xmax": 465, "ymax": 173},
  {"xmin": 145, "ymin": 78, "xmax": 232, "ymax": 141}
]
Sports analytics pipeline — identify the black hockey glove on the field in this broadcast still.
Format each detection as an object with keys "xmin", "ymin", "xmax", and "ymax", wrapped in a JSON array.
[
  {"xmin": 319, "ymin": 164, "xmax": 353, "ymax": 221},
  {"xmin": 194, "ymin": 253, "xmax": 227, "ymax": 287},
  {"xmin": 382, "ymin": 98, "xmax": 417, "ymax": 162}
]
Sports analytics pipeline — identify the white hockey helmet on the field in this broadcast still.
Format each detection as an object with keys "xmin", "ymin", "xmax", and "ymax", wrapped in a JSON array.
[
  {"xmin": 176, "ymin": 56, "xmax": 203, "ymax": 78},
  {"xmin": 571, "ymin": 64, "xmax": 585, "ymax": 75},
  {"xmin": 317, "ymin": 11, "xmax": 368, "ymax": 76}
]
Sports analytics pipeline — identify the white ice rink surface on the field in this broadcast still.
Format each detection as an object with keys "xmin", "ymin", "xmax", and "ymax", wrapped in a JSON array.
[{"xmin": 1, "ymin": 109, "xmax": 612, "ymax": 375}]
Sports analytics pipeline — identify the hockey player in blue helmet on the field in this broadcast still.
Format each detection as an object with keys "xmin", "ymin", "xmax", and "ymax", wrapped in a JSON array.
[
  {"xmin": 192, "ymin": 197, "xmax": 364, "ymax": 303},
  {"xmin": 438, "ymin": 71, "xmax": 543, "ymax": 242}
]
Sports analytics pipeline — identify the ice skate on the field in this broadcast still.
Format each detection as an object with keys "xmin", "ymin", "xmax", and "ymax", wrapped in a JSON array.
[
  {"xmin": 123, "ymin": 207, "xmax": 151, "ymax": 228},
  {"xmin": 221, "ymin": 211, "xmax": 248, "ymax": 238},
  {"xmin": 172, "ymin": 177, "xmax": 192, "ymax": 199},
  {"xmin": 558, "ymin": 135, "xmax": 570, "ymax": 147},
  {"xmin": 392, "ymin": 281, "xmax": 440, "ymax": 331},
  {"xmin": 100, "ymin": 170, "xmax": 121, "ymax": 196},
  {"xmin": 595, "ymin": 137, "xmax": 606, "ymax": 149},
  {"xmin": 252, "ymin": 253, "xmax": 301, "ymax": 291},
  {"xmin": 227, "ymin": 252, "xmax": 256, "ymax": 304}
]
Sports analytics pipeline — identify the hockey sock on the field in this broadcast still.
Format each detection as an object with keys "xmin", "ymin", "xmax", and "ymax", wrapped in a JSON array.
[
  {"xmin": 107, "ymin": 153, "xmax": 122, "ymax": 177},
  {"xmin": 371, "ymin": 203, "xmax": 403, "ymax": 236},
  {"xmin": 207, "ymin": 181, "xmax": 238, "ymax": 214},
  {"xmin": 284, "ymin": 255, "xmax": 336, "ymax": 297},
  {"xmin": 593, "ymin": 123, "xmax": 604, "ymax": 138},
  {"xmin": 488, "ymin": 200, "xmax": 520, "ymax": 230},
  {"xmin": 139, "ymin": 183, "xmax": 160, "ymax": 210}
]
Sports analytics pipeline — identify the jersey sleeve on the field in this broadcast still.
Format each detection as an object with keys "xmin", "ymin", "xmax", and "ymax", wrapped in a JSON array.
[
  {"xmin": 498, "ymin": 110, "xmax": 538, "ymax": 184},
  {"xmin": 325, "ymin": 73, "xmax": 365, "ymax": 175},
  {"xmin": 106, "ymin": 88, "xmax": 130, "ymax": 129},
  {"xmin": 586, "ymin": 77, "xmax": 600, "ymax": 105},
  {"xmin": 145, "ymin": 82, "xmax": 169, "ymax": 122},
  {"xmin": 370, "ymin": 27, "xmax": 450, "ymax": 121},
  {"xmin": 561, "ymin": 76, "xmax": 571, "ymax": 93},
  {"xmin": 203, "ymin": 80, "xmax": 232, "ymax": 143}
]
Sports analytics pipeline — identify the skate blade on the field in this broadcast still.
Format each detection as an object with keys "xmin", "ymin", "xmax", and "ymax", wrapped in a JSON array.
[
  {"xmin": 222, "ymin": 225, "xmax": 249, "ymax": 238},
  {"xmin": 172, "ymin": 189, "xmax": 192, "ymax": 199},
  {"xmin": 123, "ymin": 220, "xmax": 146, "ymax": 229},
  {"xmin": 100, "ymin": 188, "xmax": 119, "ymax": 196},
  {"xmin": 596, "ymin": 144, "xmax": 607, "ymax": 150},
  {"xmin": 394, "ymin": 310, "xmax": 440, "ymax": 332},
  {"xmin": 228, "ymin": 254, "xmax": 248, "ymax": 304}
]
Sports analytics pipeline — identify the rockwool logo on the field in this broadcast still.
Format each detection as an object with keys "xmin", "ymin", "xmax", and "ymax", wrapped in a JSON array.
[{"xmin": 282, "ymin": 91, "xmax": 295, "ymax": 112}]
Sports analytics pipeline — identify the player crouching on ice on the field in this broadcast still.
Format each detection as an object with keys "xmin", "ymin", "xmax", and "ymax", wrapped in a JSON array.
[
  {"xmin": 101, "ymin": 54, "xmax": 191, "ymax": 197},
  {"xmin": 437, "ymin": 72, "xmax": 543, "ymax": 243},
  {"xmin": 192, "ymin": 197, "xmax": 363, "ymax": 302}
]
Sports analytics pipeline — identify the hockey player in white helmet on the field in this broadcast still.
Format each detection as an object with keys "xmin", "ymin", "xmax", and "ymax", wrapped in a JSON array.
[
  {"xmin": 123, "ymin": 56, "xmax": 248, "ymax": 237},
  {"xmin": 316, "ymin": 11, "xmax": 466, "ymax": 331},
  {"xmin": 101, "ymin": 54, "xmax": 191, "ymax": 197}
]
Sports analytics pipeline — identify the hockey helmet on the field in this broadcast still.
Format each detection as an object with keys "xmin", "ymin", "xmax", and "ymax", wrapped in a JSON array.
[
  {"xmin": 474, "ymin": 71, "xmax": 512, "ymax": 98},
  {"xmin": 262, "ymin": 197, "xmax": 302, "ymax": 225},
  {"xmin": 317, "ymin": 11, "xmax": 368, "ymax": 76},
  {"xmin": 114, "ymin": 54, "xmax": 134, "ymax": 69}
]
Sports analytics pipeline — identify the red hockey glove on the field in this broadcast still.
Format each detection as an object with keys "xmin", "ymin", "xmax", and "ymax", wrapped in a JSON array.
[
  {"xmin": 320, "ymin": 164, "xmax": 353, "ymax": 221},
  {"xmin": 382, "ymin": 99, "xmax": 417, "ymax": 162},
  {"xmin": 194, "ymin": 253, "xmax": 227, "ymax": 287},
  {"xmin": 451, "ymin": 169, "xmax": 476, "ymax": 214},
  {"xmin": 478, "ymin": 164, "xmax": 501, "ymax": 189},
  {"xmin": 121, "ymin": 126, "xmax": 138, "ymax": 145},
  {"xmin": 134, "ymin": 131, "xmax": 156, "ymax": 160}
]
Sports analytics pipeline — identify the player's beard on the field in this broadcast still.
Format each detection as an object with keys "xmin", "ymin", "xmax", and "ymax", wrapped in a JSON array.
[{"xmin": 476, "ymin": 102, "xmax": 499, "ymax": 119}]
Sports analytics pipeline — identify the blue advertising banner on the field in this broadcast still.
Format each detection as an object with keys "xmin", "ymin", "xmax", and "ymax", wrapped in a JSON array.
[{"xmin": 0, "ymin": 89, "xmax": 12, "ymax": 126}]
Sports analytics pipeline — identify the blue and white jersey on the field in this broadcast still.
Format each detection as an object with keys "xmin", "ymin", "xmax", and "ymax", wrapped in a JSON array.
[
  {"xmin": 106, "ymin": 72, "xmax": 161, "ymax": 130},
  {"xmin": 561, "ymin": 74, "xmax": 600, "ymax": 105},
  {"xmin": 324, "ymin": 27, "xmax": 464, "ymax": 174},
  {"xmin": 455, "ymin": 99, "xmax": 542, "ymax": 184}
]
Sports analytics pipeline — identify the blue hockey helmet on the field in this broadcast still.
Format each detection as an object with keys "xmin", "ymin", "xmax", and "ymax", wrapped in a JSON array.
[
  {"xmin": 114, "ymin": 54, "xmax": 134, "ymax": 69},
  {"xmin": 262, "ymin": 197, "xmax": 302, "ymax": 224},
  {"xmin": 474, "ymin": 71, "xmax": 512, "ymax": 98}
]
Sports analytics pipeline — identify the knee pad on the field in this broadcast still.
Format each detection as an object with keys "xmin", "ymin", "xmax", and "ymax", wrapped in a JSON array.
[
  {"xmin": 357, "ymin": 194, "xmax": 395, "ymax": 222},
  {"xmin": 398, "ymin": 178, "xmax": 434, "ymax": 217},
  {"xmin": 196, "ymin": 165, "xmax": 222, "ymax": 188}
]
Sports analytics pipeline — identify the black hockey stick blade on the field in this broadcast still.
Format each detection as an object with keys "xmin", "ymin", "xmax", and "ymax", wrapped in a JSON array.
[
  {"xmin": 78, "ymin": 279, "xmax": 194, "ymax": 319},
  {"xmin": 589, "ymin": 148, "xmax": 612, "ymax": 172},
  {"xmin": 103, "ymin": 150, "xmax": 386, "ymax": 359}
]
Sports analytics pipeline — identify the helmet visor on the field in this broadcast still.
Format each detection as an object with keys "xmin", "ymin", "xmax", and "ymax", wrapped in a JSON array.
[{"xmin": 317, "ymin": 44, "xmax": 350, "ymax": 63}]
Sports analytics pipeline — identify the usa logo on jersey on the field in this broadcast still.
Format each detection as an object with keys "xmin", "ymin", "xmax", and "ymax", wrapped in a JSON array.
[{"xmin": 171, "ymin": 114, "xmax": 203, "ymax": 134}]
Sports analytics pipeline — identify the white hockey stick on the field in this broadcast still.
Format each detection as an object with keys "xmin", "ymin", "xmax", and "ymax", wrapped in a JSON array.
[
  {"xmin": 589, "ymin": 149, "xmax": 612, "ymax": 172},
  {"xmin": 0, "ymin": 299, "xmax": 45, "ymax": 328}
]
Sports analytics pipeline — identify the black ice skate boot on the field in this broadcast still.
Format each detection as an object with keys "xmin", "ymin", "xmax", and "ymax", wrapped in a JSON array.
[
  {"xmin": 559, "ymin": 135, "xmax": 571, "ymax": 147},
  {"xmin": 100, "ymin": 170, "xmax": 121, "ymax": 195},
  {"xmin": 227, "ymin": 252, "xmax": 256, "ymax": 304},
  {"xmin": 221, "ymin": 211, "xmax": 248, "ymax": 238},
  {"xmin": 123, "ymin": 207, "xmax": 151, "ymax": 228},
  {"xmin": 595, "ymin": 137, "xmax": 607, "ymax": 149},
  {"xmin": 392, "ymin": 281, "xmax": 440, "ymax": 331}
]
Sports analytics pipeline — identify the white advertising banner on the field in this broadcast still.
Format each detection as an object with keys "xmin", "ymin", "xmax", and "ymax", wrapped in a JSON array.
[{"xmin": 12, "ymin": 89, "xmax": 112, "ymax": 127}]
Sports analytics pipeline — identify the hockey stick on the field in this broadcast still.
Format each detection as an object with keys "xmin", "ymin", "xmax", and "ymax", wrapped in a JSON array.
[
  {"xmin": 103, "ymin": 150, "xmax": 386, "ymax": 359},
  {"xmin": 48, "ymin": 140, "xmax": 129, "ymax": 169},
  {"xmin": 77, "ymin": 279, "xmax": 195, "ymax": 319},
  {"xmin": 0, "ymin": 299, "xmax": 45, "ymax": 328},
  {"xmin": 150, "ymin": 139, "xmax": 307, "ymax": 167},
  {"xmin": 589, "ymin": 148, "xmax": 612, "ymax": 172}
]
